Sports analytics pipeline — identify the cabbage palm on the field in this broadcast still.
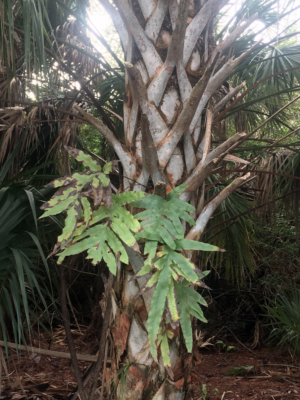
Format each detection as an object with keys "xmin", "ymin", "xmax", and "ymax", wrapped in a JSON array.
[{"xmin": 2, "ymin": 0, "xmax": 300, "ymax": 399}]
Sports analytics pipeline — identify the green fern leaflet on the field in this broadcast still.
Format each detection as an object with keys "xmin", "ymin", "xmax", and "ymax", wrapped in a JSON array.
[
  {"xmin": 132, "ymin": 185, "xmax": 223, "ymax": 362},
  {"xmin": 40, "ymin": 147, "xmax": 144, "ymax": 274}
]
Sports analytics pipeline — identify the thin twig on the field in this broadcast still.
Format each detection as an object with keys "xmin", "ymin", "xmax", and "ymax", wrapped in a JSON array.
[
  {"xmin": 69, "ymin": 363, "xmax": 96, "ymax": 400},
  {"xmin": 100, "ymin": 341, "xmax": 109, "ymax": 400},
  {"xmin": 59, "ymin": 265, "xmax": 87, "ymax": 400},
  {"xmin": 66, "ymin": 289, "xmax": 82, "ymax": 335},
  {"xmin": 89, "ymin": 273, "xmax": 115, "ymax": 400}
]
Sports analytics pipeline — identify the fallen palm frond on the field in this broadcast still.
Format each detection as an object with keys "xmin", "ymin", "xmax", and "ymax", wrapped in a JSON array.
[
  {"xmin": 194, "ymin": 329, "xmax": 215, "ymax": 349},
  {"xmin": 0, "ymin": 340, "xmax": 104, "ymax": 363}
]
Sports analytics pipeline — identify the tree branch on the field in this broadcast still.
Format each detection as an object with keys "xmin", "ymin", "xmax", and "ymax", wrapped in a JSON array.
[
  {"xmin": 115, "ymin": 0, "xmax": 162, "ymax": 77},
  {"xmin": 99, "ymin": 0, "xmax": 129, "ymax": 53},
  {"xmin": 145, "ymin": 0, "xmax": 168, "ymax": 42},
  {"xmin": 190, "ymin": 41, "xmax": 261, "ymax": 132},
  {"xmin": 183, "ymin": 132, "xmax": 247, "ymax": 192},
  {"xmin": 211, "ymin": 13, "xmax": 258, "ymax": 61},
  {"xmin": 147, "ymin": 0, "xmax": 189, "ymax": 106},
  {"xmin": 140, "ymin": 114, "xmax": 165, "ymax": 185},
  {"xmin": 89, "ymin": 273, "xmax": 115, "ymax": 400},
  {"xmin": 125, "ymin": 62, "xmax": 168, "ymax": 143},
  {"xmin": 184, "ymin": 130, "xmax": 197, "ymax": 176},
  {"xmin": 133, "ymin": 168, "xmax": 150, "ymax": 191},
  {"xmin": 185, "ymin": 173, "xmax": 251, "ymax": 241},
  {"xmin": 200, "ymin": 109, "xmax": 213, "ymax": 163},
  {"xmin": 213, "ymin": 66, "xmax": 300, "ymax": 124},
  {"xmin": 183, "ymin": 0, "xmax": 220, "ymax": 66},
  {"xmin": 177, "ymin": 60, "xmax": 193, "ymax": 104},
  {"xmin": 213, "ymin": 81, "xmax": 246, "ymax": 116},
  {"xmin": 0, "ymin": 341, "xmax": 102, "ymax": 363},
  {"xmin": 193, "ymin": 114, "xmax": 202, "ymax": 146},
  {"xmin": 157, "ymin": 56, "xmax": 219, "ymax": 169},
  {"xmin": 136, "ymin": 0, "xmax": 156, "ymax": 19},
  {"xmin": 73, "ymin": 105, "xmax": 135, "ymax": 178},
  {"xmin": 169, "ymin": 0, "xmax": 179, "ymax": 31}
]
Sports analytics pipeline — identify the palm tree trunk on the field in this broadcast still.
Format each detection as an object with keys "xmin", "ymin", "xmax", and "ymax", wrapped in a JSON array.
[
  {"xmin": 107, "ymin": 245, "xmax": 185, "ymax": 400},
  {"xmin": 78, "ymin": 0, "xmax": 259, "ymax": 397}
]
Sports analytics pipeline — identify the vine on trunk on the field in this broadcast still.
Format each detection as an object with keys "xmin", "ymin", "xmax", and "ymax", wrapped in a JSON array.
[{"xmin": 41, "ymin": 147, "xmax": 223, "ymax": 367}]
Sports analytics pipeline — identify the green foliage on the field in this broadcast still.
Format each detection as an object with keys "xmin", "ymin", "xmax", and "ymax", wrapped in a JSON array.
[
  {"xmin": 215, "ymin": 340, "xmax": 235, "ymax": 353},
  {"xmin": 41, "ymin": 147, "xmax": 144, "ymax": 274},
  {"xmin": 264, "ymin": 285, "xmax": 300, "ymax": 355},
  {"xmin": 96, "ymin": 73, "xmax": 125, "ymax": 139},
  {"xmin": 42, "ymin": 151, "xmax": 221, "ymax": 363},
  {"xmin": 215, "ymin": 0, "xmax": 300, "ymax": 138},
  {"xmin": 258, "ymin": 214, "xmax": 298, "ymax": 273},
  {"xmin": 132, "ymin": 185, "xmax": 221, "ymax": 362},
  {"xmin": 157, "ymin": 328, "xmax": 174, "ymax": 367},
  {"xmin": 176, "ymin": 279, "xmax": 208, "ymax": 351},
  {"xmin": 0, "ymin": 184, "xmax": 51, "ymax": 349},
  {"xmin": 203, "ymin": 179, "xmax": 257, "ymax": 283},
  {"xmin": 133, "ymin": 186, "xmax": 195, "ymax": 246},
  {"xmin": 0, "ymin": 135, "xmax": 56, "ymax": 350},
  {"xmin": 78, "ymin": 124, "xmax": 114, "ymax": 161},
  {"xmin": 109, "ymin": 359, "xmax": 130, "ymax": 400},
  {"xmin": 230, "ymin": 42, "xmax": 300, "ymax": 137},
  {"xmin": 197, "ymin": 384, "xmax": 207, "ymax": 400}
]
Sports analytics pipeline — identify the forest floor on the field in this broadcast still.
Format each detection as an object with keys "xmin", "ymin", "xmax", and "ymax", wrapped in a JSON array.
[
  {"xmin": 192, "ymin": 347, "xmax": 300, "ymax": 400},
  {"xmin": 1, "ymin": 326, "xmax": 300, "ymax": 400}
]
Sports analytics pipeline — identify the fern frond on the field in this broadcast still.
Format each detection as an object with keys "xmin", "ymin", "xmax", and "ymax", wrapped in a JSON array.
[
  {"xmin": 40, "ymin": 147, "xmax": 145, "ymax": 273},
  {"xmin": 132, "ymin": 184, "xmax": 221, "ymax": 361}
]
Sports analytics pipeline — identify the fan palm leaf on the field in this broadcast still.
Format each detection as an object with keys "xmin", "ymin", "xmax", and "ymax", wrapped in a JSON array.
[
  {"xmin": 0, "ymin": 182, "xmax": 54, "ymax": 349},
  {"xmin": 202, "ymin": 178, "xmax": 257, "ymax": 282}
]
